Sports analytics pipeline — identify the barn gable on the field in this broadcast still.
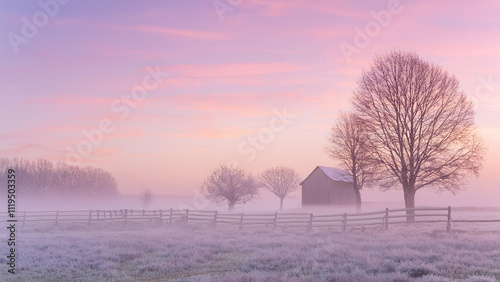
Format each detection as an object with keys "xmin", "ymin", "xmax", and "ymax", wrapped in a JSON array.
[
  {"xmin": 301, "ymin": 166, "xmax": 355, "ymax": 206},
  {"xmin": 301, "ymin": 166, "xmax": 352, "ymax": 184}
]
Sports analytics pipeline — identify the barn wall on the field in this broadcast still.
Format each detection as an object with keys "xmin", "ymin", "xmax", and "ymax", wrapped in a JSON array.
[
  {"xmin": 302, "ymin": 168, "xmax": 331, "ymax": 205},
  {"xmin": 301, "ymin": 168, "xmax": 356, "ymax": 206},
  {"xmin": 331, "ymin": 181, "xmax": 356, "ymax": 204}
]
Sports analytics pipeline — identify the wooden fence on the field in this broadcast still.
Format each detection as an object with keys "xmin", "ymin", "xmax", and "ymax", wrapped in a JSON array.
[{"xmin": 1, "ymin": 207, "xmax": 498, "ymax": 232}]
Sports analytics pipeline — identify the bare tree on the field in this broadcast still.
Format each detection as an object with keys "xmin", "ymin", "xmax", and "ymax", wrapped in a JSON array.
[
  {"xmin": 33, "ymin": 159, "xmax": 55, "ymax": 193},
  {"xmin": 0, "ymin": 158, "xmax": 9, "ymax": 183},
  {"xmin": 9, "ymin": 158, "xmax": 34, "ymax": 194},
  {"xmin": 259, "ymin": 166, "xmax": 300, "ymax": 211},
  {"xmin": 326, "ymin": 113, "xmax": 373, "ymax": 212},
  {"xmin": 201, "ymin": 165, "xmax": 259, "ymax": 211},
  {"xmin": 352, "ymin": 50, "xmax": 485, "ymax": 220},
  {"xmin": 141, "ymin": 189, "xmax": 152, "ymax": 209}
]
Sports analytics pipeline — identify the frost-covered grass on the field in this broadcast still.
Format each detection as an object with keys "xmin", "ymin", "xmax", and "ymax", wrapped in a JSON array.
[{"xmin": 1, "ymin": 221, "xmax": 499, "ymax": 282}]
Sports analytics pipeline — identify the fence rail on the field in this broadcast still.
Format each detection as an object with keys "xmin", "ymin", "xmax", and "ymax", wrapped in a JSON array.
[{"xmin": 1, "ymin": 207, "xmax": 498, "ymax": 232}]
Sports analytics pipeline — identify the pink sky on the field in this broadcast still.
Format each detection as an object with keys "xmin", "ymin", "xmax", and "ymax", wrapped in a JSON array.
[{"xmin": 1, "ymin": 0, "xmax": 499, "ymax": 206}]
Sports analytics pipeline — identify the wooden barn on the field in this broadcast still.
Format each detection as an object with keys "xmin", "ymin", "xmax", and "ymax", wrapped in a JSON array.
[{"xmin": 301, "ymin": 166, "xmax": 356, "ymax": 206}]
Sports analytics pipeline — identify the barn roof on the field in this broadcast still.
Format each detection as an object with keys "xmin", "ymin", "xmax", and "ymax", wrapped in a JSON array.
[
  {"xmin": 317, "ymin": 166, "xmax": 352, "ymax": 182},
  {"xmin": 300, "ymin": 166, "xmax": 352, "ymax": 185}
]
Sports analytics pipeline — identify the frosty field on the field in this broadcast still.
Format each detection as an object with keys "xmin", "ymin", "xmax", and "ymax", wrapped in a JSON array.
[{"xmin": 1, "ymin": 214, "xmax": 500, "ymax": 282}]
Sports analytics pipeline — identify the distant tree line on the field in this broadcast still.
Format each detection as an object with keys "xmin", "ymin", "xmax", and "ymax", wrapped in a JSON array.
[{"xmin": 0, "ymin": 158, "xmax": 118, "ymax": 197}]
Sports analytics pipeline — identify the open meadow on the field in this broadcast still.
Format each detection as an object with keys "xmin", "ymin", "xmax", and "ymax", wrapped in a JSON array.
[{"xmin": 1, "ymin": 208, "xmax": 500, "ymax": 282}]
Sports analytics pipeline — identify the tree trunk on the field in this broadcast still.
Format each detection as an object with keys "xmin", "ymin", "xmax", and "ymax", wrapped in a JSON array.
[
  {"xmin": 352, "ymin": 173, "xmax": 361, "ymax": 213},
  {"xmin": 403, "ymin": 188, "xmax": 416, "ymax": 222},
  {"xmin": 354, "ymin": 188, "xmax": 362, "ymax": 213},
  {"xmin": 228, "ymin": 201, "xmax": 235, "ymax": 212},
  {"xmin": 279, "ymin": 198, "xmax": 284, "ymax": 211}
]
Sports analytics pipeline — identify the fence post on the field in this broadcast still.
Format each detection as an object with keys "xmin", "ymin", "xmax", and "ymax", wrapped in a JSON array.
[
  {"xmin": 185, "ymin": 209, "xmax": 189, "ymax": 224},
  {"xmin": 159, "ymin": 209, "xmax": 163, "ymax": 223},
  {"xmin": 97, "ymin": 210, "xmax": 100, "ymax": 220},
  {"xmin": 124, "ymin": 209, "xmax": 128, "ymax": 224},
  {"xmin": 308, "ymin": 214, "xmax": 313, "ymax": 232},
  {"xmin": 88, "ymin": 210, "xmax": 92, "ymax": 225},
  {"xmin": 169, "ymin": 208, "xmax": 173, "ymax": 225},
  {"xmin": 447, "ymin": 206, "xmax": 451, "ymax": 233},
  {"xmin": 273, "ymin": 212, "xmax": 278, "ymax": 230},
  {"xmin": 213, "ymin": 211, "xmax": 218, "ymax": 228},
  {"xmin": 342, "ymin": 213, "xmax": 347, "ymax": 232},
  {"xmin": 23, "ymin": 211, "xmax": 26, "ymax": 226},
  {"xmin": 385, "ymin": 208, "xmax": 389, "ymax": 230},
  {"xmin": 239, "ymin": 214, "xmax": 244, "ymax": 230},
  {"xmin": 55, "ymin": 210, "xmax": 59, "ymax": 224}
]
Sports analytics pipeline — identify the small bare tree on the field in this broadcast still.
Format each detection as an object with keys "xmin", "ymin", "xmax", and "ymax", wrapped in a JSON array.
[
  {"xmin": 201, "ymin": 165, "xmax": 259, "ymax": 211},
  {"xmin": 352, "ymin": 50, "xmax": 485, "ymax": 221},
  {"xmin": 141, "ymin": 189, "xmax": 152, "ymax": 210},
  {"xmin": 259, "ymin": 166, "xmax": 301, "ymax": 211},
  {"xmin": 326, "ymin": 113, "xmax": 373, "ymax": 212}
]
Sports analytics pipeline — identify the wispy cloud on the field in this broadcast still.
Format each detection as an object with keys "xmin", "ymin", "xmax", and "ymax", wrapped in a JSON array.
[
  {"xmin": 242, "ymin": 0, "xmax": 302, "ymax": 16},
  {"xmin": 51, "ymin": 18, "xmax": 227, "ymax": 40},
  {"xmin": 163, "ymin": 127, "xmax": 253, "ymax": 139},
  {"xmin": 24, "ymin": 95, "xmax": 114, "ymax": 106},
  {"xmin": 169, "ymin": 62, "xmax": 305, "ymax": 78},
  {"xmin": 129, "ymin": 24, "xmax": 227, "ymax": 40}
]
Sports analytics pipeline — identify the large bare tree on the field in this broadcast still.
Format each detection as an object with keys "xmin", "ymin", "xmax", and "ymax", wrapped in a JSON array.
[
  {"xmin": 259, "ymin": 166, "xmax": 300, "ymax": 211},
  {"xmin": 326, "ymin": 113, "xmax": 373, "ymax": 212},
  {"xmin": 201, "ymin": 165, "xmax": 259, "ymax": 211},
  {"xmin": 352, "ymin": 50, "xmax": 485, "ymax": 220}
]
